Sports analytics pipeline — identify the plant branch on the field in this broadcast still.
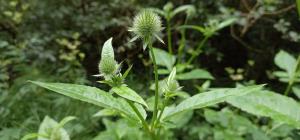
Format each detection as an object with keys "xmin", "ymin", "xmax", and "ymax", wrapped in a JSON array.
[
  {"xmin": 264, "ymin": 4, "xmax": 296, "ymax": 15},
  {"xmin": 178, "ymin": 17, "xmax": 189, "ymax": 63},
  {"xmin": 186, "ymin": 36, "xmax": 209, "ymax": 65},
  {"xmin": 154, "ymin": 97, "xmax": 168, "ymax": 128},
  {"xmin": 230, "ymin": 25, "xmax": 263, "ymax": 53},
  {"xmin": 241, "ymin": 0, "xmax": 251, "ymax": 11}
]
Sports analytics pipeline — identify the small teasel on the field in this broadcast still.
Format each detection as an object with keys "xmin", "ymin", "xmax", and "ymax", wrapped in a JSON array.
[
  {"xmin": 129, "ymin": 9, "xmax": 164, "ymax": 50},
  {"xmin": 98, "ymin": 38, "xmax": 118, "ymax": 79},
  {"xmin": 164, "ymin": 67, "xmax": 182, "ymax": 97}
]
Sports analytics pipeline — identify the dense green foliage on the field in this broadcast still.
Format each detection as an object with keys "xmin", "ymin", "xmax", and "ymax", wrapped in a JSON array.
[{"xmin": 1, "ymin": 0, "xmax": 300, "ymax": 140}]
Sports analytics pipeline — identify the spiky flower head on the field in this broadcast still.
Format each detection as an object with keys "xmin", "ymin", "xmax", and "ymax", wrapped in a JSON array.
[
  {"xmin": 164, "ymin": 68, "xmax": 182, "ymax": 94},
  {"xmin": 129, "ymin": 9, "xmax": 164, "ymax": 50},
  {"xmin": 98, "ymin": 38, "xmax": 118, "ymax": 77}
]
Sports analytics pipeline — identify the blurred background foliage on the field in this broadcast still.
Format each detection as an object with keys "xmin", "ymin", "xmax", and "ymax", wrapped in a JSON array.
[{"xmin": 0, "ymin": 0, "xmax": 299, "ymax": 139}]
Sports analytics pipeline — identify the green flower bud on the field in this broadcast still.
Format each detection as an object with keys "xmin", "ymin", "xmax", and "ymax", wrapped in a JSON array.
[
  {"xmin": 164, "ymin": 68, "xmax": 181, "ymax": 93},
  {"xmin": 167, "ymin": 80, "xmax": 180, "ymax": 92},
  {"xmin": 129, "ymin": 9, "xmax": 164, "ymax": 50},
  {"xmin": 98, "ymin": 38, "xmax": 117, "ymax": 76}
]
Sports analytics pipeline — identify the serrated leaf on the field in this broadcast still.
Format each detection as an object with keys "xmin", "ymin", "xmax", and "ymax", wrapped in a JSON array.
[
  {"xmin": 176, "ymin": 69, "xmax": 214, "ymax": 80},
  {"xmin": 152, "ymin": 48, "xmax": 176, "ymax": 70},
  {"xmin": 29, "ymin": 81, "xmax": 140, "ymax": 122},
  {"xmin": 162, "ymin": 85, "xmax": 264, "ymax": 120},
  {"xmin": 227, "ymin": 90, "xmax": 300, "ymax": 128},
  {"xmin": 38, "ymin": 116, "xmax": 70, "ymax": 140},
  {"xmin": 274, "ymin": 50, "xmax": 296, "ymax": 77},
  {"xmin": 112, "ymin": 86, "xmax": 148, "ymax": 108}
]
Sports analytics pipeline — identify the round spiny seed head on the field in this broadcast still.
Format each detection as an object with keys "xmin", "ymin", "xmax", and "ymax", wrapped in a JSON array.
[
  {"xmin": 129, "ymin": 9, "xmax": 164, "ymax": 49},
  {"xmin": 98, "ymin": 38, "xmax": 117, "ymax": 76}
]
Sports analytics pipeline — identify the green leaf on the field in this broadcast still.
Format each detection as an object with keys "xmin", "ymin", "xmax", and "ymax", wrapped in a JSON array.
[
  {"xmin": 112, "ymin": 86, "xmax": 148, "ymax": 108},
  {"xmin": 162, "ymin": 85, "xmax": 264, "ymax": 120},
  {"xmin": 101, "ymin": 37, "xmax": 115, "ymax": 59},
  {"xmin": 215, "ymin": 18, "xmax": 237, "ymax": 31},
  {"xmin": 56, "ymin": 116, "xmax": 76, "ymax": 130},
  {"xmin": 29, "ymin": 81, "xmax": 140, "ymax": 122},
  {"xmin": 227, "ymin": 90, "xmax": 300, "ymax": 128},
  {"xmin": 272, "ymin": 71, "xmax": 289, "ymax": 78},
  {"xmin": 93, "ymin": 108, "xmax": 118, "ymax": 118},
  {"xmin": 178, "ymin": 25, "xmax": 206, "ymax": 33},
  {"xmin": 163, "ymin": 109, "xmax": 194, "ymax": 128},
  {"xmin": 38, "ymin": 116, "xmax": 70, "ymax": 140},
  {"xmin": 150, "ymin": 8, "xmax": 165, "ymax": 17},
  {"xmin": 93, "ymin": 118, "xmax": 145, "ymax": 140},
  {"xmin": 176, "ymin": 69, "xmax": 214, "ymax": 80},
  {"xmin": 204, "ymin": 108, "xmax": 270, "ymax": 140},
  {"xmin": 292, "ymin": 86, "xmax": 300, "ymax": 99},
  {"xmin": 152, "ymin": 48, "xmax": 176, "ymax": 70},
  {"xmin": 274, "ymin": 50, "xmax": 296, "ymax": 77},
  {"xmin": 21, "ymin": 133, "xmax": 43, "ymax": 140},
  {"xmin": 157, "ymin": 68, "xmax": 170, "ymax": 75},
  {"xmin": 171, "ymin": 5, "xmax": 195, "ymax": 19},
  {"xmin": 121, "ymin": 65, "xmax": 133, "ymax": 80}
]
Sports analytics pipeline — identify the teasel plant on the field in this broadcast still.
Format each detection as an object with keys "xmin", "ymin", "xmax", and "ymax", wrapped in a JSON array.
[
  {"xmin": 128, "ymin": 9, "xmax": 165, "ymax": 132},
  {"xmin": 26, "ymin": 9, "xmax": 270, "ymax": 140}
]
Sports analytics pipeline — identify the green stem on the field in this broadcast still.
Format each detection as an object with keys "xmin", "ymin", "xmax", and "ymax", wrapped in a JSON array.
[
  {"xmin": 127, "ymin": 100, "xmax": 155, "ymax": 139},
  {"xmin": 284, "ymin": 55, "xmax": 300, "ymax": 96},
  {"xmin": 178, "ymin": 18, "xmax": 188, "ymax": 63},
  {"xmin": 167, "ymin": 19, "xmax": 172, "ymax": 54},
  {"xmin": 154, "ymin": 97, "xmax": 168, "ymax": 127},
  {"xmin": 149, "ymin": 45, "xmax": 159, "ymax": 130},
  {"xmin": 284, "ymin": 82, "xmax": 294, "ymax": 96},
  {"xmin": 186, "ymin": 36, "xmax": 210, "ymax": 65}
]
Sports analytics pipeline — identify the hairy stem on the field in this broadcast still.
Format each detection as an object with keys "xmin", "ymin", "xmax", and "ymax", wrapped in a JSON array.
[
  {"xmin": 284, "ymin": 55, "xmax": 300, "ymax": 96},
  {"xmin": 187, "ymin": 36, "xmax": 209, "ymax": 65},
  {"xmin": 149, "ymin": 44, "xmax": 160, "ymax": 130}
]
